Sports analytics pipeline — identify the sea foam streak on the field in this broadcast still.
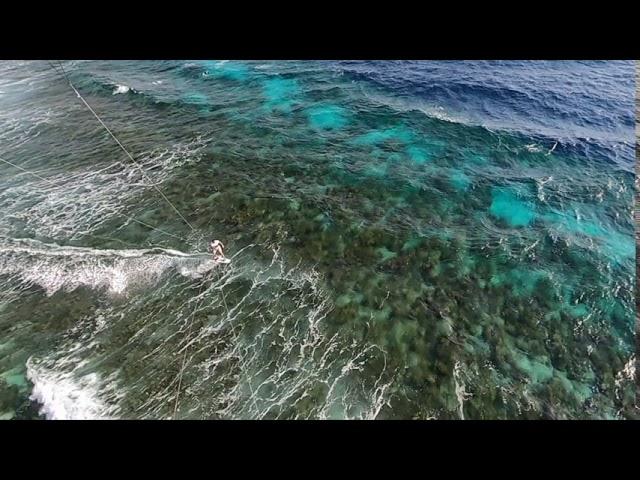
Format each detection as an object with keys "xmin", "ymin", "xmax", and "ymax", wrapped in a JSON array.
[{"xmin": 0, "ymin": 238, "xmax": 218, "ymax": 296}]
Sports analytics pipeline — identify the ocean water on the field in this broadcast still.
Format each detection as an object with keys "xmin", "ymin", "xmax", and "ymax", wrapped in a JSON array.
[{"xmin": 0, "ymin": 60, "xmax": 636, "ymax": 420}]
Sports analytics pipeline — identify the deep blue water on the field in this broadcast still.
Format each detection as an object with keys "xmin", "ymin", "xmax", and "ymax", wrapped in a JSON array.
[{"xmin": 334, "ymin": 60, "xmax": 635, "ymax": 167}]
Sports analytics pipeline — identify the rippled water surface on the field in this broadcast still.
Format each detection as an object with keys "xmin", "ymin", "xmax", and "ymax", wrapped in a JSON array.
[{"xmin": 0, "ymin": 60, "xmax": 636, "ymax": 419}]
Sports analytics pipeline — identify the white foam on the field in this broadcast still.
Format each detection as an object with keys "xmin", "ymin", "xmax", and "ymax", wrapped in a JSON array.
[
  {"xmin": 0, "ymin": 238, "xmax": 218, "ymax": 296},
  {"xmin": 525, "ymin": 143, "xmax": 542, "ymax": 153},
  {"xmin": 453, "ymin": 361, "xmax": 472, "ymax": 420},
  {"xmin": 112, "ymin": 84, "xmax": 130, "ymax": 95},
  {"xmin": 27, "ymin": 361, "xmax": 117, "ymax": 420},
  {"xmin": 614, "ymin": 354, "xmax": 636, "ymax": 401}
]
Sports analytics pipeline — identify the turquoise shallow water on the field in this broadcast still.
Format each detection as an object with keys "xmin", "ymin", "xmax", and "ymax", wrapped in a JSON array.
[{"xmin": 0, "ymin": 60, "xmax": 636, "ymax": 419}]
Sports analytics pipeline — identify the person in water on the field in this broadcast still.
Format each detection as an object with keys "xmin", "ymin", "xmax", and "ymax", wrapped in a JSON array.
[{"xmin": 209, "ymin": 239, "xmax": 226, "ymax": 262}]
